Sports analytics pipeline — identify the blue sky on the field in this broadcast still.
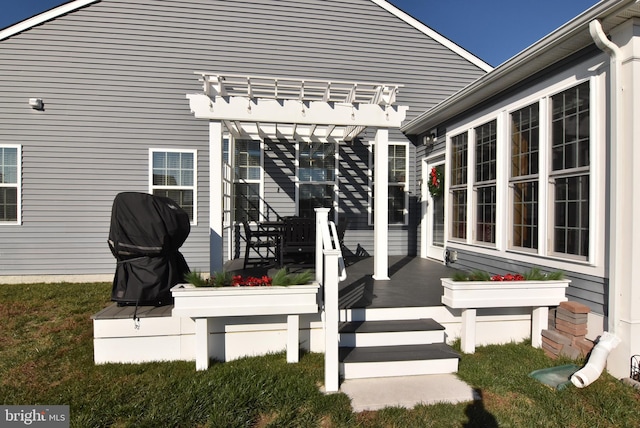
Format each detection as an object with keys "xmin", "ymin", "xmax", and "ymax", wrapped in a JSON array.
[{"xmin": 2, "ymin": 0, "xmax": 600, "ymax": 66}]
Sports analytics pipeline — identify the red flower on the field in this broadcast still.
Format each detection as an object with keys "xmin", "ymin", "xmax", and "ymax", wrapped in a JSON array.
[{"xmin": 491, "ymin": 275, "xmax": 503, "ymax": 281}]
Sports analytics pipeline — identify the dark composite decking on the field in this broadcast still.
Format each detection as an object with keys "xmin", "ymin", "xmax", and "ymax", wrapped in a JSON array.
[
  {"xmin": 337, "ymin": 256, "xmax": 460, "ymax": 309},
  {"xmin": 95, "ymin": 256, "xmax": 461, "ymax": 320},
  {"xmin": 228, "ymin": 255, "xmax": 460, "ymax": 309}
]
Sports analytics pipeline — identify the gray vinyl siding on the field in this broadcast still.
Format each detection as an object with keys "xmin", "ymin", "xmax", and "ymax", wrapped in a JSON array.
[{"xmin": 0, "ymin": 0, "xmax": 486, "ymax": 276}]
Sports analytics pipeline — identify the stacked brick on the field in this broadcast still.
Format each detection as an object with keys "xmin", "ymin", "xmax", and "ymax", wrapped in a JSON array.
[{"xmin": 541, "ymin": 301, "xmax": 594, "ymax": 360}]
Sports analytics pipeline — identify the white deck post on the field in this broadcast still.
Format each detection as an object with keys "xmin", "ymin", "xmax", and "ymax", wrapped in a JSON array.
[
  {"xmin": 323, "ymin": 249, "xmax": 341, "ymax": 393},
  {"xmin": 209, "ymin": 121, "xmax": 224, "ymax": 273},
  {"xmin": 315, "ymin": 208, "xmax": 330, "ymax": 284},
  {"xmin": 531, "ymin": 306, "xmax": 549, "ymax": 348},
  {"xmin": 286, "ymin": 314, "xmax": 300, "ymax": 363},
  {"xmin": 373, "ymin": 128, "xmax": 389, "ymax": 280},
  {"xmin": 460, "ymin": 308, "xmax": 477, "ymax": 354},
  {"xmin": 195, "ymin": 318, "xmax": 210, "ymax": 371}
]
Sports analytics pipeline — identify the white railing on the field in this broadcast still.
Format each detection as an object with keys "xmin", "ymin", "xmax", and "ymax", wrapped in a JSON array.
[{"xmin": 314, "ymin": 208, "xmax": 345, "ymax": 393}]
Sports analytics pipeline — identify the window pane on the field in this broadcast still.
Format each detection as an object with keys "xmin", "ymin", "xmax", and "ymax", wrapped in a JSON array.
[
  {"xmin": 554, "ymin": 175, "xmax": 589, "ymax": 256},
  {"xmin": 151, "ymin": 150, "xmax": 196, "ymax": 221},
  {"xmin": 511, "ymin": 104, "xmax": 539, "ymax": 177},
  {"xmin": 153, "ymin": 189, "xmax": 193, "ymax": 221},
  {"xmin": 451, "ymin": 133, "xmax": 468, "ymax": 186},
  {"xmin": 432, "ymin": 164, "xmax": 446, "ymax": 247},
  {"xmin": 299, "ymin": 184, "xmax": 334, "ymax": 219},
  {"xmin": 0, "ymin": 188, "xmax": 18, "ymax": 221},
  {"xmin": 235, "ymin": 140, "xmax": 261, "ymax": 180},
  {"xmin": 475, "ymin": 120, "xmax": 497, "ymax": 183},
  {"xmin": 388, "ymin": 185, "xmax": 405, "ymax": 224},
  {"xmin": 1, "ymin": 147, "xmax": 18, "ymax": 184},
  {"xmin": 451, "ymin": 189, "xmax": 467, "ymax": 239},
  {"xmin": 551, "ymin": 82, "xmax": 590, "ymax": 172},
  {"xmin": 512, "ymin": 182, "xmax": 538, "ymax": 249},
  {"xmin": 476, "ymin": 185, "xmax": 496, "ymax": 243},
  {"xmin": 299, "ymin": 142, "xmax": 335, "ymax": 182},
  {"xmin": 234, "ymin": 183, "xmax": 260, "ymax": 222}
]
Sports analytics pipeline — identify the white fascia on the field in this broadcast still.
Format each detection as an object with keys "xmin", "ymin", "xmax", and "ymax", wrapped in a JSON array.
[
  {"xmin": 0, "ymin": 0, "xmax": 99, "ymax": 41},
  {"xmin": 370, "ymin": 0, "xmax": 493, "ymax": 72}
]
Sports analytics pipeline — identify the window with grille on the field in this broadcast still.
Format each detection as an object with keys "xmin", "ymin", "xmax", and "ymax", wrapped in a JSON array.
[
  {"xmin": 511, "ymin": 103, "xmax": 539, "ymax": 250},
  {"xmin": 450, "ymin": 133, "xmax": 467, "ymax": 240},
  {"xmin": 474, "ymin": 120, "xmax": 497, "ymax": 244},
  {"xmin": 150, "ymin": 149, "xmax": 196, "ymax": 223},
  {"xmin": 298, "ymin": 142, "xmax": 336, "ymax": 219},
  {"xmin": 0, "ymin": 145, "xmax": 20, "ymax": 224},
  {"xmin": 551, "ymin": 82, "xmax": 590, "ymax": 258},
  {"xmin": 233, "ymin": 139, "xmax": 261, "ymax": 223},
  {"xmin": 369, "ymin": 142, "xmax": 408, "ymax": 225}
]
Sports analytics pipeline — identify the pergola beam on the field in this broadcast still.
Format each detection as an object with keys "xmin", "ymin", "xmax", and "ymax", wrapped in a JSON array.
[{"xmin": 187, "ymin": 94, "xmax": 407, "ymax": 129}]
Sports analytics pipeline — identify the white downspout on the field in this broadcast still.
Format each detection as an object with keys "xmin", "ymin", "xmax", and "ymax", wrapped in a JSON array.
[
  {"xmin": 589, "ymin": 19, "xmax": 622, "ymax": 336},
  {"xmin": 568, "ymin": 19, "xmax": 625, "ymax": 388}
]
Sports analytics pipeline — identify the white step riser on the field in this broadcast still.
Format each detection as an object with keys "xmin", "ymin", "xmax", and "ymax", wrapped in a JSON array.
[
  {"xmin": 340, "ymin": 358, "xmax": 459, "ymax": 379},
  {"xmin": 339, "ymin": 330, "xmax": 445, "ymax": 348},
  {"xmin": 341, "ymin": 306, "xmax": 452, "ymax": 322}
]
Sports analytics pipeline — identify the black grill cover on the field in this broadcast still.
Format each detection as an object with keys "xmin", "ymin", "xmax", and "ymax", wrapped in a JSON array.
[{"xmin": 108, "ymin": 192, "xmax": 191, "ymax": 306}]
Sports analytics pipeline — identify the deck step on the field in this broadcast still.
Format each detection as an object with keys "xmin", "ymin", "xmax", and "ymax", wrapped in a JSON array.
[
  {"xmin": 339, "ymin": 318, "xmax": 444, "ymax": 333},
  {"xmin": 340, "ymin": 343, "xmax": 460, "ymax": 379},
  {"xmin": 339, "ymin": 318, "xmax": 445, "ymax": 347}
]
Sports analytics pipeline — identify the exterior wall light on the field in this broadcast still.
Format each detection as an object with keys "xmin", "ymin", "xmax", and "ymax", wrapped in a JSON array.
[{"xmin": 29, "ymin": 98, "xmax": 44, "ymax": 110}]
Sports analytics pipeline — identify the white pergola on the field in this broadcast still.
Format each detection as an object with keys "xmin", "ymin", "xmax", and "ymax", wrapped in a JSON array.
[{"xmin": 187, "ymin": 73, "xmax": 408, "ymax": 280}]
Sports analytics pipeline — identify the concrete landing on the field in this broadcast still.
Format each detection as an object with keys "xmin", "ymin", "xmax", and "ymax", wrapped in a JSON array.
[{"xmin": 339, "ymin": 374, "xmax": 477, "ymax": 412}]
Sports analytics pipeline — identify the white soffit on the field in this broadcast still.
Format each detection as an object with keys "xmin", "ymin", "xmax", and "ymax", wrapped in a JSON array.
[{"xmin": 187, "ymin": 73, "xmax": 409, "ymax": 142}]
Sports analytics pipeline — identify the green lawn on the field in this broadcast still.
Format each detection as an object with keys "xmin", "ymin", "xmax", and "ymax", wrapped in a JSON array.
[{"xmin": 1, "ymin": 282, "xmax": 638, "ymax": 427}]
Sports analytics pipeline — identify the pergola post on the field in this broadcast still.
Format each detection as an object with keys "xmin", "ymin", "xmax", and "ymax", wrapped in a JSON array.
[
  {"xmin": 209, "ymin": 121, "xmax": 224, "ymax": 274},
  {"xmin": 373, "ymin": 128, "xmax": 389, "ymax": 280}
]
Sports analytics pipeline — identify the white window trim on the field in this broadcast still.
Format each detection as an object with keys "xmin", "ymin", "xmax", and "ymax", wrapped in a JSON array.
[
  {"xmin": 367, "ymin": 140, "xmax": 409, "ymax": 226},
  {"xmin": 0, "ymin": 144, "xmax": 21, "ymax": 226},
  {"xmin": 148, "ymin": 148, "xmax": 198, "ymax": 226},
  {"xmin": 443, "ymin": 63, "xmax": 604, "ymax": 277},
  {"xmin": 295, "ymin": 141, "xmax": 339, "ymax": 219}
]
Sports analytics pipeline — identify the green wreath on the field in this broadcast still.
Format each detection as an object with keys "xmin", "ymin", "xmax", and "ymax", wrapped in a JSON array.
[{"xmin": 428, "ymin": 167, "xmax": 444, "ymax": 197}]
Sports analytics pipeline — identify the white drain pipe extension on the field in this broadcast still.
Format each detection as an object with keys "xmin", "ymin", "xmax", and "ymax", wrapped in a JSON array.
[{"xmin": 571, "ymin": 332, "xmax": 621, "ymax": 388}]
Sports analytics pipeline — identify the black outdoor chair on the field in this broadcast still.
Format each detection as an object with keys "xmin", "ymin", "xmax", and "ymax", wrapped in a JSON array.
[
  {"xmin": 242, "ymin": 221, "xmax": 278, "ymax": 269},
  {"xmin": 279, "ymin": 217, "xmax": 316, "ymax": 267}
]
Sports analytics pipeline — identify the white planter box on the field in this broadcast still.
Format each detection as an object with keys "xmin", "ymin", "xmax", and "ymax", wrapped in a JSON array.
[
  {"xmin": 171, "ymin": 283, "xmax": 320, "ymax": 318},
  {"xmin": 171, "ymin": 282, "xmax": 321, "ymax": 370},
  {"xmin": 441, "ymin": 277, "xmax": 570, "ymax": 353},
  {"xmin": 441, "ymin": 278, "xmax": 570, "ymax": 309}
]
